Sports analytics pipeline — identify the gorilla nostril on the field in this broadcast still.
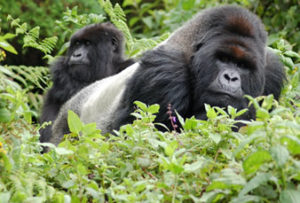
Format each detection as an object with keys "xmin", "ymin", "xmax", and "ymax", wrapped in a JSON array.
[
  {"xmin": 231, "ymin": 77, "xmax": 239, "ymax": 82},
  {"xmin": 224, "ymin": 73, "xmax": 231, "ymax": 81},
  {"xmin": 73, "ymin": 53, "xmax": 82, "ymax": 58}
]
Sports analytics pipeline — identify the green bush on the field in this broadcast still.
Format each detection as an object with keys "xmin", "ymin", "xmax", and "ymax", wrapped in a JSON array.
[{"xmin": 0, "ymin": 0, "xmax": 300, "ymax": 202}]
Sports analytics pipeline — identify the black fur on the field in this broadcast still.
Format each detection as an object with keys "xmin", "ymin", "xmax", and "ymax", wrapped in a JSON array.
[
  {"xmin": 40, "ymin": 23, "xmax": 134, "ymax": 142},
  {"xmin": 51, "ymin": 6, "xmax": 285, "ymax": 145},
  {"xmin": 112, "ymin": 6, "xmax": 285, "ymax": 130}
]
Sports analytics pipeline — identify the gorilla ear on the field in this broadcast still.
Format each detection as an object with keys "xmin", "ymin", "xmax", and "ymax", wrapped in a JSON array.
[{"xmin": 111, "ymin": 37, "xmax": 119, "ymax": 53}]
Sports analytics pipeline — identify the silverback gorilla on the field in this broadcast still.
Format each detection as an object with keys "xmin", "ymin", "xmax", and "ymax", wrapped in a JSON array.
[
  {"xmin": 50, "ymin": 5, "xmax": 285, "ymax": 145},
  {"xmin": 39, "ymin": 23, "xmax": 134, "ymax": 143}
]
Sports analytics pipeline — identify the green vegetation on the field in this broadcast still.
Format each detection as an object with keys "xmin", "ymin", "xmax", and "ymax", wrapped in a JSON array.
[{"xmin": 0, "ymin": 0, "xmax": 299, "ymax": 202}]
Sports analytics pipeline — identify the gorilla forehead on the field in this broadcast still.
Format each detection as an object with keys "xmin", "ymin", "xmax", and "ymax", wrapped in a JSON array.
[
  {"xmin": 164, "ymin": 5, "xmax": 267, "ymax": 59},
  {"xmin": 202, "ymin": 6, "xmax": 267, "ymax": 42},
  {"xmin": 70, "ymin": 22, "xmax": 123, "ymax": 43}
]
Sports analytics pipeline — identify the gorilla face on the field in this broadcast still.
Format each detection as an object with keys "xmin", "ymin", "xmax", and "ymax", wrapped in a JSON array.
[
  {"xmin": 189, "ymin": 11, "xmax": 267, "ymax": 119},
  {"xmin": 65, "ymin": 23, "xmax": 123, "ymax": 82}
]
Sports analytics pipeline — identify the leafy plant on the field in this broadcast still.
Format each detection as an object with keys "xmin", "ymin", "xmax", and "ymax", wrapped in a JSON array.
[
  {"xmin": 0, "ymin": 0, "xmax": 300, "ymax": 202},
  {"xmin": 7, "ymin": 15, "xmax": 58, "ymax": 63}
]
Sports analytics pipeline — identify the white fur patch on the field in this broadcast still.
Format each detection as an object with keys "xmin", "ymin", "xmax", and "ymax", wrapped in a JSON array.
[{"xmin": 80, "ymin": 62, "xmax": 139, "ymax": 132}]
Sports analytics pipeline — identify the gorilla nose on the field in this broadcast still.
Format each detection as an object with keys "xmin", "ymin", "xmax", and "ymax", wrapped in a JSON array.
[
  {"xmin": 223, "ymin": 71, "xmax": 240, "ymax": 83},
  {"xmin": 219, "ymin": 69, "xmax": 241, "ymax": 91},
  {"xmin": 73, "ymin": 52, "xmax": 82, "ymax": 58}
]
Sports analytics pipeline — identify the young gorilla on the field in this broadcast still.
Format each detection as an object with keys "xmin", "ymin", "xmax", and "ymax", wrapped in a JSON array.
[
  {"xmin": 50, "ymin": 5, "xmax": 285, "ymax": 145},
  {"xmin": 39, "ymin": 23, "xmax": 134, "ymax": 143}
]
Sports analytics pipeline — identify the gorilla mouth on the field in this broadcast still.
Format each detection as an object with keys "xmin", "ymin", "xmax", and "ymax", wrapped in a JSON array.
[
  {"xmin": 200, "ymin": 90, "xmax": 246, "ymax": 109},
  {"xmin": 207, "ymin": 89, "xmax": 240, "ymax": 99}
]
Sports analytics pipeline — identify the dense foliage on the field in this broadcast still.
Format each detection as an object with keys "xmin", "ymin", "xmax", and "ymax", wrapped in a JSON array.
[{"xmin": 0, "ymin": 0, "xmax": 299, "ymax": 202}]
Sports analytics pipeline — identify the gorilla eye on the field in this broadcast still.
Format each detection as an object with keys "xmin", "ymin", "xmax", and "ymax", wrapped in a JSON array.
[
  {"xmin": 84, "ymin": 40, "xmax": 91, "ymax": 46},
  {"xmin": 237, "ymin": 60, "xmax": 253, "ymax": 70},
  {"xmin": 74, "ymin": 41, "xmax": 81, "ymax": 46},
  {"xmin": 218, "ymin": 55, "xmax": 231, "ymax": 63}
]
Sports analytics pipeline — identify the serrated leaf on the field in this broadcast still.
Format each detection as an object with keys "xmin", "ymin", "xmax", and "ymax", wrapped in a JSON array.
[
  {"xmin": 209, "ymin": 133, "xmax": 221, "ymax": 144},
  {"xmin": 280, "ymin": 136, "xmax": 300, "ymax": 155},
  {"xmin": 82, "ymin": 122, "xmax": 100, "ymax": 136},
  {"xmin": 134, "ymin": 101, "xmax": 148, "ymax": 112},
  {"xmin": 205, "ymin": 104, "xmax": 217, "ymax": 119},
  {"xmin": 239, "ymin": 173, "xmax": 272, "ymax": 196},
  {"xmin": 256, "ymin": 108, "xmax": 270, "ymax": 119},
  {"xmin": 184, "ymin": 159, "xmax": 204, "ymax": 172},
  {"xmin": 270, "ymin": 145, "xmax": 289, "ymax": 167},
  {"xmin": 164, "ymin": 141, "xmax": 178, "ymax": 157},
  {"xmin": 77, "ymin": 163, "xmax": 88, "ymax": 175},
  {"xmin": 148, "ymin": 104, "xmax": 159, "ymax": 114},
  {"xmin": 208, "ymin": 168, "xmax": 246, "ymax": 191},
  {"xmin": 231, "ymin": 195, "xmax": 261, "ymax": 203},
  {"xmin": 67, "ymin": 110, "xmax": 82, "ymax": 134},
  {"xmin": 243, "ymin": 150, "xmax": 272, "ymax": 175},
  {"xmin": 0, "ymin": 108, "xmax": 11, "ymax": 123},
  {"xmin": 280, "ymin": 190, "xmax": 300, "ymax": 203},
  {"xmin": 28, "ymin": 27, "xmax": 40, "ymax": 39}
]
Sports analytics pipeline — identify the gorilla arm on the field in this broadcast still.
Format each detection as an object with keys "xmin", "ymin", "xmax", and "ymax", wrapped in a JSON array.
[{"xmin": 50, "ymin": 63, "xmax": 139, "ymax": 145}]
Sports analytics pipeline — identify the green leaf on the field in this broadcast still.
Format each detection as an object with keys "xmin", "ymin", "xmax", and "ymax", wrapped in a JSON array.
[
  {"xmin": 148, "ymin": 104, "xmax": 160, "ymax": 114},
  {"xmin": 2, "ymin": 33, "xmax": 16, "ymax": 40},
  {"xmin": 284, "ymin": 50, "xmax": 300, "ymax": 59},
  {"xmin": 28, "ymin": 26, "xmax": 40, "ymax": 39},
  {"xmin": 77, "ymin": 163, "xmax": 88, "ymax": 175},
  {"xmin": 209, "ymin": 133, "xmax": 221, "ymax": 144},
  {"xmin": 280, "ymin": 136, "xmax": 300, "ymax": 155},
  {"xmin": 239, "ymin": 173, "xmax": 272, "ymax": 196},
  {"xmin": 82, "ymin": 122, "xmax": 100, "ymax": 136},
  {"xmin": 55, "ymin": 147, "xmax": 74, "ymax": 155},
  {"xmin": 261, "ymin": 95, "xmax": 274, "ymax": 110},
  {"xmin": 134, "ymin": 101, "xmax": 148, "ymax": 112},
  {"xmin": 256, "ymin": 108, "xmax": 270, "ymax": 120},
  {"xmin": 67, "ymin": 110, "xmax": 83, "ymax": 134},
  {"xmin": 0, "ymin": 108, "xmax": 11, "ymax": 123},
  {"xmin": 183, "ymin": 117, "xmax": 198, "ymax": 131},
  {"xmin": 0, "ymin": 151, "xmax": 12, "ymax": 172},
  {"xmin": 184, "ymin": 159, "xmax": 204, "ymax": 172},
  {"xmin": 231, "ymin": 195, "xmax": 261, "ymax": 203},
  {"xmin": 270, "ymin": 145, "xmax": 289, "ymax": 167},
  {"xmin": 243, "ymin": 150, "xmax": 272, "ymax": 175},
  {"xmin": 205, "ymin": 104, "xmax": 217, "ymax": 119},
  {"xmin": 164, "ymin": 141, "xmax": 178, "ymax": 157},
  {"xmin": 208, "ymin": 168, "xmax": 246, "ymax": 191},
  {"xmin": 0, "ymin": 41, "xmax": 18, "ymax": 54},
  {"xmin": 280, "ymin": 190, "xmax": 300, "ymax": 203},
  {"xmin": 0, "ymin": 192, "xmax": 11, "ymax": 203}
]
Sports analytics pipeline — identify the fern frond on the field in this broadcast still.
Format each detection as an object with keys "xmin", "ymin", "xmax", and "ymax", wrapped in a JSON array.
[
  {"xmin": 40, "ymin": 37, "xmax": 58, "ymax": 54},
  {"xmin": 98, "ymin": 0, "xmax": 134, "ymax": 51},
  {"xmin": 98, "ymin": 0, "xmax": 170, "ymax": 57}
]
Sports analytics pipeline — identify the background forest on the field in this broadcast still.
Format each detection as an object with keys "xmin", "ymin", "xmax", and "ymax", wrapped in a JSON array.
[{"xmin": 0, "ymin": 0, "xmax": 300, "ymax": 202}]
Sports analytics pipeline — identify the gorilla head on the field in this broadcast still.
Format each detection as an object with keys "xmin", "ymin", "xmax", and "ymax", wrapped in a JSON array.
[
  {"xmin": 185, "ymin": 6, "xmax": 269, "ymax": 119},
  {"xmin": 39, "ymin": 22, "xmax": 134, "ymax": 143},
  {"xmin": 65, "ymin": 22, "xmax": 131, "ymax": 82},
  {"xmin": 50, "ymin": 6, "xmax": 285, "ymax": 146}
]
